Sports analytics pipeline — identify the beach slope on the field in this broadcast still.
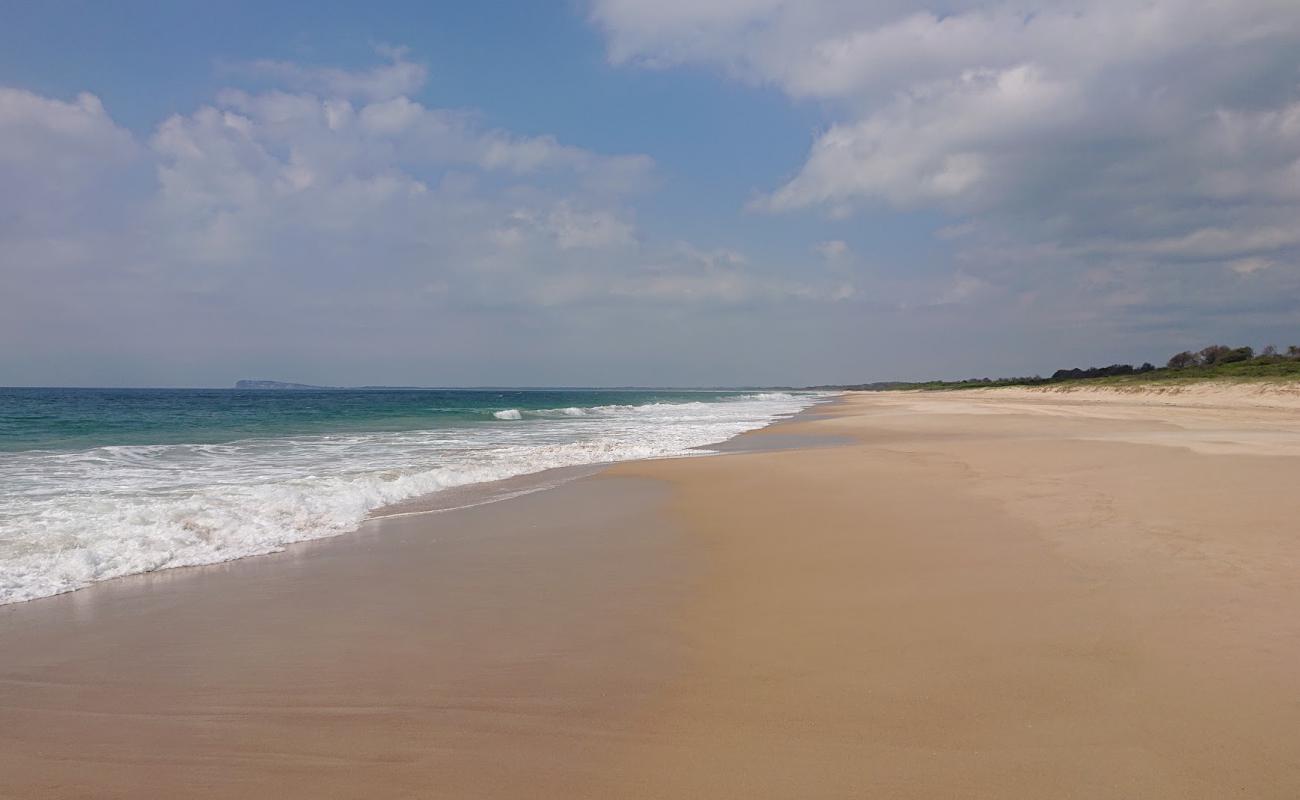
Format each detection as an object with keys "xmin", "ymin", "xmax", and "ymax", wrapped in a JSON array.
[{"xmin": 4, "ymin": 386, "xmax": 1300, "ymax": 797}]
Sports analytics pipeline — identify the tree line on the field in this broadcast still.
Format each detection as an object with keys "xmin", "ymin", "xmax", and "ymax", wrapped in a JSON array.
[
  {"xmin": 820, "ymin": 342, "xmax": 1300, "ymax": 391},
  {"xmin": 1050, "ymin": 344, "xmax": 1300, "ymax": 381},
  {"xmin": 1165, "ymin": 344, "xmax": 1300, "ymax": 369}
]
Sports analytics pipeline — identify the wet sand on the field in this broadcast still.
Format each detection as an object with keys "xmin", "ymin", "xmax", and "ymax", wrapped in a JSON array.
[
  {"xmin": 0, "ymin": 478, "xmax": 689, "ymax": 798},
  {"xmin": 4, "ymin": 387, "xmax": 1300, "ymax": 797}
]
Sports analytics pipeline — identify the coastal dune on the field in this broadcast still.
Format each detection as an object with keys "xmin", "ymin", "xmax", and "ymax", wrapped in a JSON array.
[{"xmin": 4, "ymin": 387, "xmax": 1300, "ymax": 797}]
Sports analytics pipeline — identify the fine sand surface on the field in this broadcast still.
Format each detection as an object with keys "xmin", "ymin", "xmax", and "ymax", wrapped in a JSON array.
[{"xmin": 4, "ymin": 386, "xmax": 1300, "ymax": 797}]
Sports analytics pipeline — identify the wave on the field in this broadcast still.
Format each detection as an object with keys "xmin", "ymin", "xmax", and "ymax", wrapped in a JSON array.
[
  {"xmin": 0, "ymin": 392, "xmax": 820, "ymax": 604},
  {"xmin": 528, "ymin": 398, "xmax": 798, "ymax": 418}
]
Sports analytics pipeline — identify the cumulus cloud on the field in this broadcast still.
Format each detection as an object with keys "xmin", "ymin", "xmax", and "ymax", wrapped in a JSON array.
[
  {"xmin": 0, "ymin": 87, "xmax": 147, "ymax": 337},
  {"xmin": 131, "ymin": 70, "xmax": 830, "ymax": 308},
  {"xmin": 0, "ymin": 88, "xmax": 138, "ymax": 233},
  {"xmin": 0, "ymin": 89, "xmax": 136, "ymax": 173},
  {"xmin": 592, "ymin": 0, "xmax": 1300, "ymax": 331},
  {"xmin": 13, "ymin": 11, "xmax": 1300, "ymax": 385},
  {"xmin": 1, "ymin": 47, "xmax": 859, "ymax": 385}
]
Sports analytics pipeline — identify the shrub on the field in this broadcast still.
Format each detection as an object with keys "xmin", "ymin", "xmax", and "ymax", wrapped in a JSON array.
[
  {"xmin": 1221, "ymin": 346, "xmax": 1255, "ymax": 364},
  {"xmin": 1199, "ymin": 345, "xmax": 1233, "ymax": 365},
  {"xmin": 1167, "ymin": 351, "xmax": 1199, "ymax": 369}
]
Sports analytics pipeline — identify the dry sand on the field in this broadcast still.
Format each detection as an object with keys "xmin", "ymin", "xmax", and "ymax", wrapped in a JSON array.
[{"xmin": 4, "ymin": 385, "xmax": 1300, "ymax": 797}]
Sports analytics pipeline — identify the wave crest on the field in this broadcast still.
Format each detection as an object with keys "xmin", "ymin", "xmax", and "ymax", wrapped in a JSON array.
[{"xmin": 0, "ymin": 392, "xmax": 820, "ymax": 604}]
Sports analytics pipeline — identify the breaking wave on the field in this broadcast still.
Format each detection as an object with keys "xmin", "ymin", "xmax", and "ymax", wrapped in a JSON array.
[{"xmin": 0, "ymin": 392, "xmax": 821, "ymax": 604}]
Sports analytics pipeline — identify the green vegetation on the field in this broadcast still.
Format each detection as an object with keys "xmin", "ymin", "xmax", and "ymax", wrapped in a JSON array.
[{"xmin": 828, "ymin": 344, "xmax": 1300, "ymax": 391}]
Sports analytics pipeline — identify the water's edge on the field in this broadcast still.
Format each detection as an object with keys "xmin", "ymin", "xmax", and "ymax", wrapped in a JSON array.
[
  {"xmin": 1, "ymin": 393, "xmax": 836, "ymax": 606},
  {"xmin": 366, "ymin": 394, "xmax": 844, "ymax": 522}
]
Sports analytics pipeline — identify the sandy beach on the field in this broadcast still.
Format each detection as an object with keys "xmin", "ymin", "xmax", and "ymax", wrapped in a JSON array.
[{"xmin": 4, "ymin": 386, "xmax": 1300, "ymax": 798}]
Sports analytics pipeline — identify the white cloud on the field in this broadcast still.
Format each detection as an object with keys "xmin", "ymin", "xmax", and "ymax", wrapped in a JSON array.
[
  {"xmin": 16, "ymin": 20, "xmax": 1297, "ymax": 384},
  {"xmin": 0, "ymin": 88, "xmax": 138, "ymax": 233},
  {"xmin": 592, "ymin": 0, "xmax": 787, "ymax": 67},
  {"xmin": 1229, "ymin": 257, "xmax": 1275, "ymax": 276},
  {"xmin": 235, "ymin": 46, "xmax": 429, "ymax": 101},
  {"xmin": 776, "ymin": 63, "xmax": 1074, "ymax": 211},
  {"xmin": 494, "ymin": 203, "xmax": 636, "ymax": 251},
  {"xmin": 0, "ymin": 88, "xmax": 135, "ymax": 167},
  {"xmin": 815, "ymin": 239, "xmax": 848, "ymax": 259},
  {"xmin": 1118, "ymin": 225, "xmax": 1300, "ymax": 261},
  {"xmin": 592, "ymin": 0, "xmax": 1300, "ymax": 306},
  {"xmin": 612, "ymin": 243, "xmax": 851, "ymax": 304},
  {"xmin": 134, "ymin": 67, "xmax": 665, "ymax": 281},
  {"xmin": 545, "ymin": 204, "xmax": 637, "ymax": 250},
  {"xmin": 1, "ymin": 48, "xmax": 854, "ymax": 383}
]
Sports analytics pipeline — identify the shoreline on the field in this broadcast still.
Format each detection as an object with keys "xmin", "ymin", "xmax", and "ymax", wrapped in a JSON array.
[
  {"xmin": 369, "ymin": 394, "xmax": 840, "ymax": 522},
  {"xmin": 0, "ymin": 399, "xmax": 835, "ymax": 797},
  {"xmin": 0, "ymin": 392, "xmax": 827, "ymax": 608},
  {"xmin": 5, "ymin": 387, "xmax": 1300, "ymax": 797},
  {"xmin": 1, "ymin": 473, "xmax": 690, "ymax": 798}
]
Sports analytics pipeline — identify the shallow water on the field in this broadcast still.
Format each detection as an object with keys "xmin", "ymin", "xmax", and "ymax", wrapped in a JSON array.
[{"xmin": 0, "ymin": 387, "xmax": 821, "ymax": 604}]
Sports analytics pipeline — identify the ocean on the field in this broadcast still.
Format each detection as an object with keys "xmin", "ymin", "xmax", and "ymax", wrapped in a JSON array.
[{"xmin": 0, "ymin": 387, "xmax": 819, "ymax": 604}]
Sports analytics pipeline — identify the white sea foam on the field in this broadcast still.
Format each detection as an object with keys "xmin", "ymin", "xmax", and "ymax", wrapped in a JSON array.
[
  {"xmin": 0, "ymin": 393, "xmax": 822, "ymax": 604},
  {"xmin": 740, "ymin": 392, "xmax": 797, "ymax": 401}
]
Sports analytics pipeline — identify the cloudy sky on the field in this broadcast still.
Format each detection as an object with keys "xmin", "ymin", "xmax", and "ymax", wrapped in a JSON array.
[{"xmin": 3, "ymin": 1, "xmax": 1299, "ymax": 387}]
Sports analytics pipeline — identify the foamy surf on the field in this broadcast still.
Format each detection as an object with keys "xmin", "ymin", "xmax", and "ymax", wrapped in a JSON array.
[{"xmin": 0, "ymin": 391, "xmax": 820, "ymax": 604}]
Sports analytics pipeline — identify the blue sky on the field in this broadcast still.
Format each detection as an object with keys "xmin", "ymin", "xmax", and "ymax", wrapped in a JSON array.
[
  {"xmin": 3, "ymin": 1, "xmax": 1299, "ymax": 386},
  {"xmin": 0, "ymin": 1, "xmax": 943, "ymax": 272}
]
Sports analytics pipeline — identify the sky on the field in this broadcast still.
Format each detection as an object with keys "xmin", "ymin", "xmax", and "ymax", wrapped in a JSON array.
[{"xmin": 2, "ymin": 0, "xmax": 1299, "ymax": 387}]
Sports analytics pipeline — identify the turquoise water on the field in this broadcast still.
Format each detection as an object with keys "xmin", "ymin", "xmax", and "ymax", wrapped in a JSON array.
[
  {"xmin": 0, "ymin": 387, "xmax": 761, "ymax": 452},
  {"xmin": 0, "ymin": 388, "xmax": 818, "ymax": 604}
]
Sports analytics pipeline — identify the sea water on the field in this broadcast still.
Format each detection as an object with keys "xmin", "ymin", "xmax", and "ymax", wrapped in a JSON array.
[{"xmin": 0, "ymin": 388, "xmax": 819, "ymax": 604}]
